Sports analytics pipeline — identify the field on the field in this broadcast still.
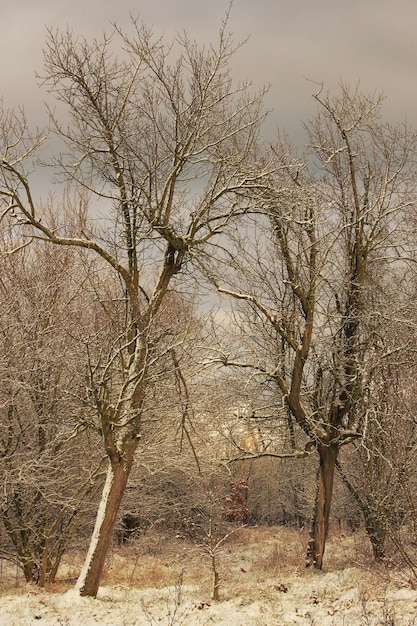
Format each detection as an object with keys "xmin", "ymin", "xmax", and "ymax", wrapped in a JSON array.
[{"xmin": 1, "ymin": 526, "xmax": 417, "ymax": 625}]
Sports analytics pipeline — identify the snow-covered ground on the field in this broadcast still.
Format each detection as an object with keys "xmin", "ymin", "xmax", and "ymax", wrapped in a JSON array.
[{"xmin": 1, "ymin": 528, "xmax": 417, "ymax": 625}]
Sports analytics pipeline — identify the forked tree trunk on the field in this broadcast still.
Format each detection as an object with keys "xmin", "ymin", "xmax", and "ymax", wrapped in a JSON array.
[
  {"xmin": 75, "ymin": 444, "xmax": 136, "ymax": 597},
  {"xmin": 305, "ymin": 443, "xmax": 339, "ymax": 569}
]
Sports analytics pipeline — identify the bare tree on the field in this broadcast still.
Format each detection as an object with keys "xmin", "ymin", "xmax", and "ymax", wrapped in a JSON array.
[
  {"xmin": 211, "ymin": 83, "xmax": 417, "ymax": 568},
  {"xmin": 0, "ymin": 15, "xmax": 267, "ymax": 596},
  {"xmin": 0, "ymin": 239, "xmax": 103, "ymax": 584},
  {"xmin": 336, "ymin": 272, "xmax": 417, "ymax": 562}
]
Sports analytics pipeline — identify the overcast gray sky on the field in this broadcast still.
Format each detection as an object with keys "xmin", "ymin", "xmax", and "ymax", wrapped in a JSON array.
[{"xmin": 2, "ymin": 0, "xmax": 417, "ymax": 143}]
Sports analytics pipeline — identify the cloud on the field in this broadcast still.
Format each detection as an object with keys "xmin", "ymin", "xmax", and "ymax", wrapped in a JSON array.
[{"xmin": 1, "ymin": 0, "xmax": 416, "ymax": 140}]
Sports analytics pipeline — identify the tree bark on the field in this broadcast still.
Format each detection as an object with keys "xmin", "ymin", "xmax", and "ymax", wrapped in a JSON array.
[
  {"xmin": 75, "ymin": 443, "xmax": 136, "ymax": 597},
  {"xmin": 305, "ymin": 443, "xmax": 339, "ymax": 569},
  {"xmin": 212, "ymin": 555, "xmax": 220, "ymax": 601},
  {"xmin": 23, "ymin": 559, "xmax": 38, "ymax": 583},
  {"xmin": 363, "ymin": 503, "xmax": 386, "ymax": 561}
]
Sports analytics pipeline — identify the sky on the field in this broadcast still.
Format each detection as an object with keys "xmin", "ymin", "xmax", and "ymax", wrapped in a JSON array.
[{"xmin": 2, "ymin": 0, "xmax": 417, "ymax": 146}]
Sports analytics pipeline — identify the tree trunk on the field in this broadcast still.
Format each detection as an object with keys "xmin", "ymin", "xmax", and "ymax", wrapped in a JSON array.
[
  {"xmin": 363, "ymin": 503, "xmax": 386, "ymax": 561},
  {"xmin": 305, "ymin": 443, "xmax": 338, "ymax": 569},
  {"xmin": 38, "ymin": 537, "xmax": 49, "ymax": 588},
  {"xmin": 212, "ymin": 554, "xmax": 220, "ymax": 601},
  {"xmin": 75, "ymin": 445, "xmax": 136, "ymax": 597},
  {"xmin": 23, "ymin": 559, "xmax": 38, "ymax": 583}
]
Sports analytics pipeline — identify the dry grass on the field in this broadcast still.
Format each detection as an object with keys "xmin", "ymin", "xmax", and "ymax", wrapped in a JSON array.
[
  {"xmin": 0, "ymin": 525, "xmax": 383, "ymax": 596},
  {"xmin": 0, "ymin": 526, "xmax": 413, "ymax": 605},
  {"xmin": 2, "ymin": 527, "xmax": 417, "ymax": 625}
]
